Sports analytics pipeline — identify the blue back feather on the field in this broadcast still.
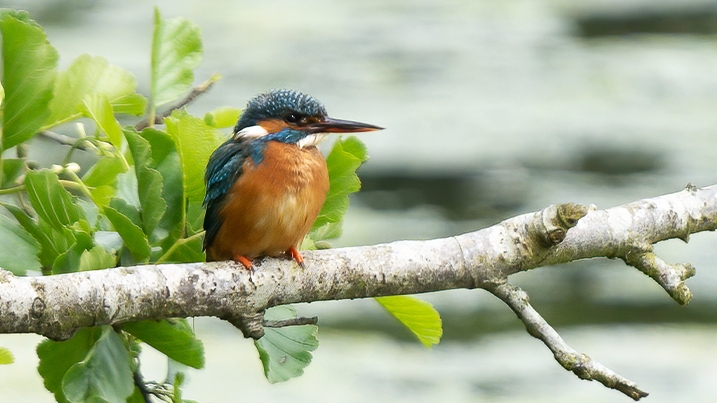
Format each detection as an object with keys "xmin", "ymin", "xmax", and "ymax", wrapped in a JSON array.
[{"xmin": 202, "ymin": 138, "xmax": 250, "ymax": 250}]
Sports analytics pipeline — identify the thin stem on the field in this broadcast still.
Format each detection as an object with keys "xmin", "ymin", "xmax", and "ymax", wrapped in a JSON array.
[
  {"xmin": 154, "ymin": 231, "xmax": 206, "ymax": 264},
  {"xmin": 39, "ymin": 113, "xmax": 82, "ymax": 132},
  {"xmin": 16, "ymin": 192, "xmax": 33, "ymax": 217},
  {"xmin": 0, "ymin": 185, "xmax": 25, "ymax": 196},
  {"xmin": 62, "ymin": 138, "xmax": 96, "ymax": 166}
]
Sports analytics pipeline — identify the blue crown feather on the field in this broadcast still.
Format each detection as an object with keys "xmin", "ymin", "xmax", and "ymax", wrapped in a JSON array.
[{"xmin": 234, "ymin": 89, "xmax": 327, "ymax": 132}]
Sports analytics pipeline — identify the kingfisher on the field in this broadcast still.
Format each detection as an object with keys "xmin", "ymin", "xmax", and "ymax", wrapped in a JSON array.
[{"xmin": 203, "ymin": 89, "xmax": 382, "ymax": 269}]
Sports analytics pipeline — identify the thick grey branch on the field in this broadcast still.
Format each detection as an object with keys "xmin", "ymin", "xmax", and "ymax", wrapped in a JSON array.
[{"xmin": 0, "ymin": 183, "xmax": 716, "ymax": 399}]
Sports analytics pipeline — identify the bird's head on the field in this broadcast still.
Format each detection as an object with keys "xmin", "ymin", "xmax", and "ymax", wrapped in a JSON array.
[{"xmin": 233, "ymin": 89, "xmax": 382, "ymax": 148}]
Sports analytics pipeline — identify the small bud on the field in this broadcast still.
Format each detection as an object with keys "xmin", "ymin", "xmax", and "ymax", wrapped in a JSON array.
[
  {"xmin": 16, "ymin": 144, "xmax": 29, "ymax": 159},
  {"xmin": 75, "ymin": 122, "xmax": 87, "ymax": 138},
  {"xmin": 50, "ymin": 164, "xmax": 64, "ymax": 173},
  {"xmin": 66, "ymin": 162, "xmax": 81, "ymax": 173},
  {"xmin": 99, "ymin": 141, "xmax": 115, "ymax": 151}
]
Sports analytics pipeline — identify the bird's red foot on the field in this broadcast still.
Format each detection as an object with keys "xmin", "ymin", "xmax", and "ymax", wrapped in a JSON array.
[
  {"xmin": 233, "ymin": 254, "xmax": 255, "ymax": 272},
  {"xmin": 286, "ymin": 246, "xmax": 306, "ymax": 269}
]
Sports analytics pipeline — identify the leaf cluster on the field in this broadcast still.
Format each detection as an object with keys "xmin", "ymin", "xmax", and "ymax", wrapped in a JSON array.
[{"xmin": 0, "ymin": 8, "xmax": 222, "ymax": 402}]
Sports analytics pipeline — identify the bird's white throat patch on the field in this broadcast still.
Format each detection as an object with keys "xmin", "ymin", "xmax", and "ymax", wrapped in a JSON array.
[{"xmin": 297, "ymin": 133, "xmax": 326, "ymax": 149}]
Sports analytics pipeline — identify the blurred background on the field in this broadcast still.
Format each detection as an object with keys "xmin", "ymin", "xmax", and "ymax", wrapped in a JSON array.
[{"xmin": 1, "ymin": 0, "xmax": 717, "ymax": 401}]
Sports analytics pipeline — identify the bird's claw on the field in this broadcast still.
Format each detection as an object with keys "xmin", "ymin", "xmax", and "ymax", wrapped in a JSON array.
[
  {"xmin": 234, "ymin": 254, "xmax": 256, "ymax": 273},
  {"xmin": 287, "ymin": 246, "xmax": 306, "ymax": 269}
]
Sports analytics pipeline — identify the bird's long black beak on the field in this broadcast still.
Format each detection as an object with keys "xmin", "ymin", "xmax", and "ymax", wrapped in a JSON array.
[{"xmin": 306, "ymin": 117, "xmax": 383, "ymax": 134}]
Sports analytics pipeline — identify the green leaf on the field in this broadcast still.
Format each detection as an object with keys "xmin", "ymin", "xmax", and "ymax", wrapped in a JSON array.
[
  {"xmin": 165, "ymin": 110, "xmax": 227, "ymax": 204},
  {"xmin": 126, "ymin": 388, "xmax": 146, "ymax": 403},
  {"xmin": 77, "ymin": 199, "xmax": 99, "ymax": 228},
  {"xmin": 309, "ymin": 136, "xmax": 368, "ymax": 240},
  {"xmin": 304, "ymin": 222, "xmax": 342, "ymax": 248},
  {"xmin": 103, "ymin": 206, "xmax": 151, "ymax": 263},
  {"xmin": 157, "ymin": 233, "xmax": 205, "ymax": 264},
  {"xmin": 2, "ymin": 158, "xmax": 24, "ymax": 187},
  {"xmin": 113, "ymin": 169, "xmax": 141, "ymax": 210},
  {"xmin": 121, "ymin": 319, "xmax": 204, "ymax": 369},
  {"xmin": 93, "ymin": 231, "xmax": 123, "ymax": 254},
  {"xmin": 82, "ymin": 154, "xmax": 128, "ymax": 208},
  {"xmin": 376, "ymin": 295, "xmax": 443, "ymax": 348},
  {"xmin": 0, "ymin": 212, "xmax": 41, "ymax": 274},
  {"xmin": 0, "ymin": 11, "xmax": 58, "ymax": 149},
  {"xmin": 45, "ymin": 54, "xmax": 146, "ymax": 129},
  {"xmin": 139, "ymin": 128, "xmax": 184, "ymax": 250},
  {"xmin": 150, "ymin": 7, "xmax": 202, "ymax": 108},
  {"xmin": 0, "ymin": 347, "xmax": 14, "ymax": 364},
  {"xmin": 79, "ymin": 245, "xmax": 116, "ymax": 271},
  {"xmin": 186, "ymin": 201, "xmax": 205, "ymax": 235},
  {"xmin": 2, "ymin": 203, "xmax": 68, "ymax": 269},
  {"xmin": 83, "ymin": 154, "xmax": 127, "ymax": 188},
  {"xmin": 88, "ymin": 186, "xmax": 114, "ymax": 211},
  {"xmin": 254, "ymin": 306, "xmax": 319, "ymax": 383},
  {"xmin": 78, "ymin": 94, "xmax": 124, "ymax": 150},
  {"xmin": 45, "ymin": 225, "xmax": 80, "ymax": 267},
  {"xmin": 52, "ymin": 228, "xmax": 93, "ymax": 274},
  {"xmin": 24, "ymin": 170, "xmax": 83, "ymax": 232},
  {"xmin": 124, "ymin": 129, "xmax": 166, "ymax": 236},
  {"xmin": 109, "ymin": 197, "xmax": 142, "ymax": 228},
  {"xmin": 38, "ymin": 327, "xmax": 103, "ymax": 403},
  {"xmin": 61, "ymin": 327, "xmax": 134, "ymax": 403},
  {"xmin": 203, "ymin": 106, "xmax": 241, "ymax": 128}
]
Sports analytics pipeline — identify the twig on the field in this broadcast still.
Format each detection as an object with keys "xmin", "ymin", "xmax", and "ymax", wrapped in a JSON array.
[
  {"xmin": 264, "ymin": 316, "xmax": 319, "ymax": 328},
  {"xmin": 222, "ymin": 311, "xmax": 265, "ymax": 339},
  {"xmin": 134, "ymin": 74, "xmax": 221, "ymax": 131},
  {"xmin": 487, "ymin": 282, "xmax": 649, "ymax": 400},
  {"xmin": 39, "ymin": 131, "xmax": 92, "ymax": 151}
]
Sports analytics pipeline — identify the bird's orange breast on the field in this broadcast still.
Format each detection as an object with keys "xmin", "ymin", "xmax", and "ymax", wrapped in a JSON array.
[{"xmin": 206, "ymin": 141, "xmax": 329, "ymax": 261}]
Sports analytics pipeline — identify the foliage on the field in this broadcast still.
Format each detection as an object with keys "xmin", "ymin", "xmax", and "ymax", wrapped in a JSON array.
[
  {"xmin": 376, "ymin": 296, "xmax": 442, "ymax": 348},
  {"xmin": 0, "ymin": 347, "xmax": 13, "ymax": 364},
  {"xmin": 0, "ymin": 6, "xmax": 442, "ymax": 401},
  {"xmin": 254, "ymin": 306, "xmax": 319, "ymax": 383}
]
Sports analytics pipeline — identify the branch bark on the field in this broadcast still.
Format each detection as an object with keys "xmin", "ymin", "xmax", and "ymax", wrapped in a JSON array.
[{"xmin": 1, "ymin": 184, "xmax": 716, "ymax": 399}]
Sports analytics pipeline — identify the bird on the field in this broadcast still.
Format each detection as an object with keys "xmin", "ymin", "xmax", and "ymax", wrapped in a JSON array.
[{"xmin": 202, "ymin": 89, "xmax": 382, "ymax": 270}]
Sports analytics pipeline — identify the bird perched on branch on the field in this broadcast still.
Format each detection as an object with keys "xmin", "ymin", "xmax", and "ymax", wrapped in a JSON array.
[{"xmin": 203, "ymin": 89, "xmax": 382, "ymax": 269}]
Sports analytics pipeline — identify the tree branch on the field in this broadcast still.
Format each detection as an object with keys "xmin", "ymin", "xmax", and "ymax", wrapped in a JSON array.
[
  {"xmin": 39, "ymin": 130, "xmax": 95, "ymax": 152},
  {"xmin": 486, "ymin": 282, "xmax": 649, "ymax": 400},
  {"xmin": 1, "ymin": 184, "xmax": 716, "ymax": 399},
  {"xmin": 134, "ymin": 74, "xmax": 220, "ymax": 131}
]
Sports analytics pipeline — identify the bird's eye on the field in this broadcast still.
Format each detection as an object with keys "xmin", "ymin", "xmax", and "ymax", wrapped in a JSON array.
[{"xmin": 286, "ymin": 113, "xmax": 299, "ymax": 123}]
